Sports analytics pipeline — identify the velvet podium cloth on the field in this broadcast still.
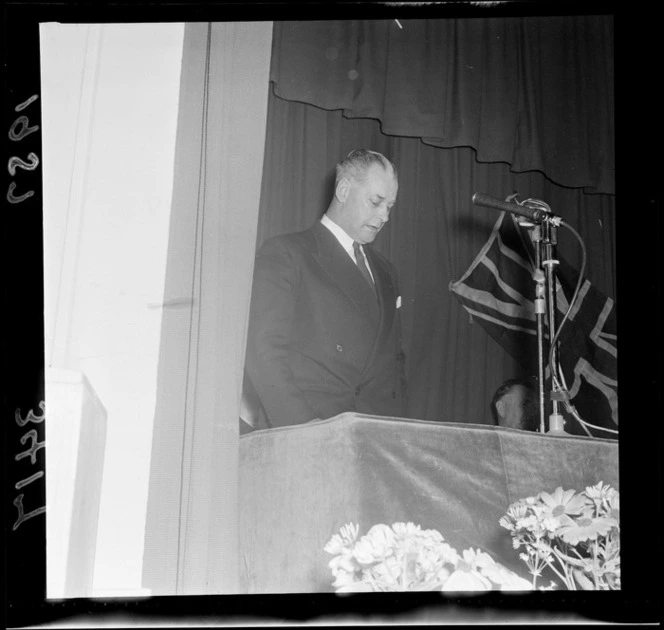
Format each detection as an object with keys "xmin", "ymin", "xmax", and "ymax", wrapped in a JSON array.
[{"xmin": 239, "ymin": 413, "xmax": 618, "ymax": 593}]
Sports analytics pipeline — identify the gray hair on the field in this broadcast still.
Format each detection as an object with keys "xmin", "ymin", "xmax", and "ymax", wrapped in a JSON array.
[{"xmin": 335, "ymin": 149, "xmax": 397, "ymax": 186}]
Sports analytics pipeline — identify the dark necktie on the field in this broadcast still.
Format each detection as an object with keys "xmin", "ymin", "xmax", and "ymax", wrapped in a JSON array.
[{"xmin": 353, "ymin": 241, "xmax": 376, "ymax": 295}]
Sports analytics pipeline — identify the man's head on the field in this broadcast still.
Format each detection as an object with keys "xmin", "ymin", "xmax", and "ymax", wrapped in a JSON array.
[
  {"xmin": 490, "ymin": 378, "xmax": 539, "ymax": 431},
  {"xmin": 327, "ymin": 149, "xmax": 398, "ymax": 244}
]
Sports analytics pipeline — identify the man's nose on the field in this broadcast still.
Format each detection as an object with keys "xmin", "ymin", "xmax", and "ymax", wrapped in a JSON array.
[{"xmin": 377, "ymin": 206, "xmax": 390, "ymax": 222}]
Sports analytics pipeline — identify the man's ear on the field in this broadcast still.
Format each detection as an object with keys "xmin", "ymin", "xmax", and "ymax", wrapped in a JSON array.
[
  {"xmin": 495, "ymin": 399, "xmax": 506, "ymax": 418},
  {"xmin": 335, "ymin": 177, "xmax": 350, "ymax": 203}
]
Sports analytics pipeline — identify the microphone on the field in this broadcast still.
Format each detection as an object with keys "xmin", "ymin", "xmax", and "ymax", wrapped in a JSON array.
[{"xmin": 472, "ymin": 192, "xmax": 551, "ymax": 223}]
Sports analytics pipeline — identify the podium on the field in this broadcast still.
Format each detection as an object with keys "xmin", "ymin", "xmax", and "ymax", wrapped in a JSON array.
[{"xmin": 239, "ymin": 413, "xmax": 618, "ymax": 594}]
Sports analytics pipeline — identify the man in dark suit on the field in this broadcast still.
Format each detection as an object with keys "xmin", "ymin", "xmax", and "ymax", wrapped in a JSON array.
[{"xmin": 244, "ymin": 149, "xmax": 408, "ymax": 428}]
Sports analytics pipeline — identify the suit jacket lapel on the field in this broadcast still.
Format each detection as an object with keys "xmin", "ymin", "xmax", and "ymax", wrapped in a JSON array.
[
  {"xmin": 363, "ymin": 246, "xmax": 397, "ymax": 369},
  {"xmin": 310, "ymin": 222, "xmax": 380, "ymax": 324}
]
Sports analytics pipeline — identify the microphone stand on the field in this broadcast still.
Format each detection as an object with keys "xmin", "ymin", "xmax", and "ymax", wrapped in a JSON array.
[
  {"xmin": 522, "ymin": 206, "xmax": 564, "ymax": 434},
  {"xmin": 529, "ymin": 224, "xmax": 548, "ymax": 434},
  {"xmin": 540, "ymin": 211, "xmax": 568, "ymax": 435},
  {"xmin": 527, "ymin": 206, "xmax": 567, "ymax": 434},
  {"xmin": 471, "ymin": 193, "xmax": 569, "ymax": 435}
]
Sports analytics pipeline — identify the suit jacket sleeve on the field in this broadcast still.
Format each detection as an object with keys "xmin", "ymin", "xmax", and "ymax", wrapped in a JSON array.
[{"xmin": 245, "ymin": 236, "xmax": 318, "ymax": 426}]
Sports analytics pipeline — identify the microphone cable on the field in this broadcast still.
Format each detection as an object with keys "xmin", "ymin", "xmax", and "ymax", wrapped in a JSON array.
[{"xmin": 545, "ymin": 216, "xmax": 618, "ymax": 437}]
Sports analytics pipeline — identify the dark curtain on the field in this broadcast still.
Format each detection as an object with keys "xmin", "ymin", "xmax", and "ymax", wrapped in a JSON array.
[
  {"xmin": 270, "ymin": 17, "xmax": 614, "ymax": 194},
  {"xmin": 256, "ymin": 88, "xmax": 616, "ymax": 425}
]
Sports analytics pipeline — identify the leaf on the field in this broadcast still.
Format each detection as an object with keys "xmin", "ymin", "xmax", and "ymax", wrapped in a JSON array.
[
  {"xmin": 552, "ymin": 548, "xmax": 586, "ymax": 568},
  {"xmin": 573, "ymin": 568, "xmax": 595, "ymax": 590}
]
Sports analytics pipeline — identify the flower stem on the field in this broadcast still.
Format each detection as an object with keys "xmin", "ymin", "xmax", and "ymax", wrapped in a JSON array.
[
  {"xmin": 592, "ymin": 539, "xmax": 600, "ymax": 589},
  {"xmin": 543, "ymin": 556, "xmax": 568, "ymax": 587},
  {"xmin": 550, "ymin": 548, "xmax": 576, "ymax": 590}
]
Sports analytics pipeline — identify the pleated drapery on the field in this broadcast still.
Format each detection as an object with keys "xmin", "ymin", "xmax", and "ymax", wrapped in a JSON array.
[
  {"xmin": 270, "ymin": 17, "xmax": 614, "ymax": 194},
  {"xmin": 142, "ymin": 22, "xmax": 273, "ymax": 595}
]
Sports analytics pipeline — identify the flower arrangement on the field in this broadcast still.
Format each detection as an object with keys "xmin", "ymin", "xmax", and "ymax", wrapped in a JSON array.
[
  {"xmin": 499, "ymin": 481, "xmax": 620, "ymax": 590},
  {"xmin": 324, "ymin": 521, "xmax": 533, "ymax": 592}
]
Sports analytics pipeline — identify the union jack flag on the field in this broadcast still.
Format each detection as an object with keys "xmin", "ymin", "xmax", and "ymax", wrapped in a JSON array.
[{"xmin": 449, "ymin": 211, "xmax": 618, "ymax": 437}]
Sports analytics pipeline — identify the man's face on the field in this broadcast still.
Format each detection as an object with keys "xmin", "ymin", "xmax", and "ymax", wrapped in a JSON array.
[
  {"xmin": 337, "ymin": 163, "xmax": 398, "ymax": 244},
  {"xmin": 497, "ymin": 384, "xmax": 532, "ymax": 430}
]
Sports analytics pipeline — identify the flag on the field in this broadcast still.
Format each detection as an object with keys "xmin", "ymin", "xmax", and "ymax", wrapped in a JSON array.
[{"xmin": 449, "ymin": 211, "xmax": 617, "ymax": 437}]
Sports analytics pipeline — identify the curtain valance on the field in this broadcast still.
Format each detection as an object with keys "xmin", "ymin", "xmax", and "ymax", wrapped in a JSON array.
[{"xmin": 270, "ymin": 17, "xmax": 614, "ymax": 194}]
